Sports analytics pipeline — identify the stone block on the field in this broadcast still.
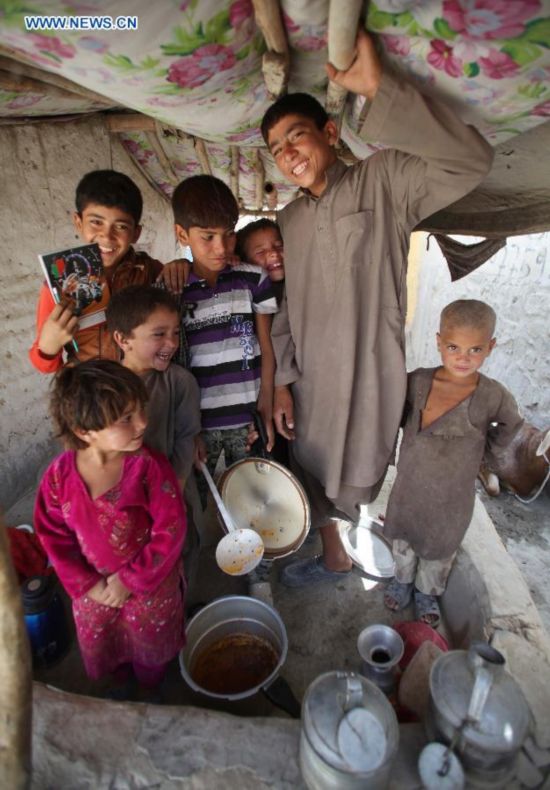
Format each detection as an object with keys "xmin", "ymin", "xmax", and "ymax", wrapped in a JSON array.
[
  {"xmin": 515, "ymin": 750, "xmax": 544, "ymax": 789},
  {"xmin": 524, "ymin": 735, "xmax": 550, "ymax": 769},
  {"xmin": 398, "ymin": 641, "xmax": 443, "ymax": 720}
]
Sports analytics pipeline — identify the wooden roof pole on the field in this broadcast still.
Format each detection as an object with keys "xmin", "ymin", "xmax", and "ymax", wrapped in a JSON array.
[
  {"xmin": 264, "ymin": 181, "xmax": 278, "ymax": 211},
  {"xmin": 254, "ymin": 149, "xmax": 265, "ymax": 211},
  {"xmin": 145, "ymin": 123, "xmax": 180, "ymax": 187},
  {"xmin": 0, "ymin": 51, "xmax": 114, "ymax": 106},
  {"xmin": 230, "ymin": 145, "xmax": 240, "ymax": 205},
  {"xmin": 325, "ymin": 0, "xmax": 363, "ymax": 121},
  {"xmin": 194, "ymin": 138, "xmax": 212, "ymax": 176},
  {"xmin": 251, "ymin": 0, "xmax": 290, "ymax": 98},
  {"xmin": 0, "ymin": 519, "xmax": 32, "ymax": 789}
]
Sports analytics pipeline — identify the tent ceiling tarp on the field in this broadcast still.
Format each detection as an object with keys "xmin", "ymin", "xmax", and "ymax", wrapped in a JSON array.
[{"xmin": 1, "ymin": 0, "xmax": 549, "ymax": 234}]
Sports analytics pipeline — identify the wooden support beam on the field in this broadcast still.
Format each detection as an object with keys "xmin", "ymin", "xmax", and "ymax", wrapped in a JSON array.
[
  {"xmin": 0, "ymin": 51, "xmax": 114, "ymax": 106},
  {"xmin": 230, "ymin": 145, "xmax": 240, "ymax": 204},
  {"xmin": 0, "ymin": 519, "xmax": 32, "ymax": 789},
  {"xmin": 251, "ymin": 0, "xmax": 290, "ymax": 98},
  {"xmin": 264, "ymin": 181, "xmax": 278, "ymax": 211},
  {"xmin": 325, "ymin": 0, "xmax": 363, "ymax": 120},
  {"xmin": 105, "ymin": 113, "xmax": 157, "ymax": 132},
  {"xmin": 146, "ymin": 125, "xmax": 180, "ymax": 186},
  {"xmin": 194, "ymin": 137, "xmax": 212, "ymax": 175},
  {"xmin": 254, "ymin": 149, "xmax": 265, "ymax": 211}
]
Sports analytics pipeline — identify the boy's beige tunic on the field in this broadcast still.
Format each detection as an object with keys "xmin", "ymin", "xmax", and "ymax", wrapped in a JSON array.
[{"xmin": 273, "ymin": 72, "xmax": 493, "ymax": 502}]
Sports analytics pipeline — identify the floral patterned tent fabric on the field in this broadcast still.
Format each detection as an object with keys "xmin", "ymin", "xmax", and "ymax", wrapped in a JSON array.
[{"xmin": 1, "ymin": 0, "xmax": 549, "ymax": 226}]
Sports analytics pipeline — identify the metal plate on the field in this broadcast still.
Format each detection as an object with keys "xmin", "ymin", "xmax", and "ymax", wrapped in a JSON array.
[{"xmin": 337, "ymin": 518, "xmax": 395, "ymax": 581}]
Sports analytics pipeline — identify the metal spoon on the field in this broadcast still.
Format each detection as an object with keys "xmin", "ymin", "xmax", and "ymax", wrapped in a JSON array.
[{"xmin": 200, "ymin": 461, "xmax": 265, "ymax": 576}]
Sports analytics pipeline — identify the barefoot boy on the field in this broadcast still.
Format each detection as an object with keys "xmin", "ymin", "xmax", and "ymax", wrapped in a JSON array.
[
  {"xmin": 29, "ymin": 170, "xmax": 185, "ymax": 373},
  {"xmin": 384, "ymin": 300, "xmax": 523, "ymax": 625},
  {"xmin": 262, "ymin": 29, "xmax": 493, "ymax": 586}
]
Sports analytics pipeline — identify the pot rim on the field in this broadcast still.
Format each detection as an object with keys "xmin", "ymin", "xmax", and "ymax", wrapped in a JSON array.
[{"xmin": 179, "ymin": 595, "xmax": 288, "ymax": 701}]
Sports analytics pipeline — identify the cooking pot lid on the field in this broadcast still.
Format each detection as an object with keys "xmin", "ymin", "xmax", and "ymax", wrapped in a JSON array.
[
  {"xmin": 337, "ymin": 518, "xmax": 395, "ymax": 580},
  {"xmin": 220, "ymin": 458, "xmax": 309, "ymax": 552}
]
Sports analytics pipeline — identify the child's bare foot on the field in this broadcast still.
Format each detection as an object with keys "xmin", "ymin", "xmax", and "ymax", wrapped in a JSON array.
[
  {"xmin": 414, "ymin": 589, "xmax": 441, "ymax": 627},
  {"xmin": 384, "ymin": 579, "xmax": 413, "ymax": 611}
]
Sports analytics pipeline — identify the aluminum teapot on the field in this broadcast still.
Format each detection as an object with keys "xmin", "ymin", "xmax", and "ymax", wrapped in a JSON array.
[{"xmin": 427, "ymin": 642, "xmax": 531, "ymax": 787}]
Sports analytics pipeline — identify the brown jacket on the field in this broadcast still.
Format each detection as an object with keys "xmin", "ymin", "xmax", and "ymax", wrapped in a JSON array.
[
  {"xmin": 272, "ymin": 70, "xmax": 493, "ymax": 501},
  {"xmin": 29, "ymin": 248, "xmax": 163, "ymax": 372}
]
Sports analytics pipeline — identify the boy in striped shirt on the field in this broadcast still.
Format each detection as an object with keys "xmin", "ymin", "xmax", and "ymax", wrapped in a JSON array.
[{"xmin": 172, "ymin": 175, "xmax": 278, "ymax": 505}]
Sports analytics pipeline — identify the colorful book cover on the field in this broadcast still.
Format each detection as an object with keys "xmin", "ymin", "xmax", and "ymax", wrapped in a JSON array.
[{"xmin": 38, "ymin": 243, "xmax": 107, "ymax": 329}]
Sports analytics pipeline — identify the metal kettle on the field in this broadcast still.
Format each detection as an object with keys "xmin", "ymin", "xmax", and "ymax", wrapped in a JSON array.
[{"xmin": 426, "ymin": 642, "xmax": 531, "ymax": 787}]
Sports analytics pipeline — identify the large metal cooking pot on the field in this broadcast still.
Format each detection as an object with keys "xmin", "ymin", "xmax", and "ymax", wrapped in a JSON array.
[
  {"xmin": 218, "ymin": 456, "xmax": 310, "ymax": 560},
  {"xmin": 179, "ymin": 595, "xmax": 300, "ymax": 716},
  {"xmin": 427, "ymin": 643, "xmax": 531, "ymax": 786}
]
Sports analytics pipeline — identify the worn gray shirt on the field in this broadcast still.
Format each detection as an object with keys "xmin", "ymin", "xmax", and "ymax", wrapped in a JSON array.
[
  {"xmin": 384, "ymin": 368, "xmax": 524, "ymax": 559},
  {"xmin": 273, "ymin": 71, "xmax": 493, "ymax": 501},
  {"xmin": 142, "ymin": 365, "xmax": 201, "ymax": 481}
]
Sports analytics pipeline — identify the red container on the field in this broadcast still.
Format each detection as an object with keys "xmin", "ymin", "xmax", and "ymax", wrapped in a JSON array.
[{"xmin": 393, "ymin": 621, "xmax": 449, "ymax": 670}]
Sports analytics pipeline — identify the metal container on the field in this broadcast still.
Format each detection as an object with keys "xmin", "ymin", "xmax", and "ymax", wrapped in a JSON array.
[
  {"xmin": 218, "ymin": 456, "xmax": 310, "ymax": 560},
  {"xmin": 179, "ymin": 595, "xmax": 300, "ymax": 716},
  {"xmin": 21, "ymin": 574, "xmax": 69, "ymax": 667},
  {"xmin": 300, "ymin": 671, "xmax": 399, "ymax": 790},
  {"xmin": 427, "ymin": 643, "xmax": 531, "ymax": 787},
  {"xmin": 358, "ymin": 624, "xmax": 404, "ymax": 695}
]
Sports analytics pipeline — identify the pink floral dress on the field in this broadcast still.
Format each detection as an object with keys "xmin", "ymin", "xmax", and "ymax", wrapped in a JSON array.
[{"xmin": 34, "ymin": 447, "xmax": 186, "ymax": 679}]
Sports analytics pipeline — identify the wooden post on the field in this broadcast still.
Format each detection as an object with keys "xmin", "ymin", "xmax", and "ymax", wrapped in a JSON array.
[
  {"xmin": 325, "ymin": 0, "xmax": 363, "ymax": 121},
  {"xmin": 254, "ymin": 150, "xmax": 265, "ymax": 211},
  {"xmin": 264, "ymin": 181, "xmax": 278, "ymax": 211},
  {"xmin": 230, "ymin": 145, "xmax": 240, "ymax": 204},
  {"xmin": 0, "ymin": 520, "xmax": 32, "ymax": 788},
  {"xmin": 251, "ymin": 0, "xmax": 290, "ymax": 97},
  {"xmin": 194, "ymin": 138, "xmax": 213, "ymax": 175}
]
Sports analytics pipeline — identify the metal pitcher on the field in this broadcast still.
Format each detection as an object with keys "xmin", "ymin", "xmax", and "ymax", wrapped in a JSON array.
[
  {"xmin": 300, "ymin": 671, "xmax": 399, "ymax": 789},
  {"xmin": 427, "ymin": 642, "xmax": 531, "ymax": 787}
]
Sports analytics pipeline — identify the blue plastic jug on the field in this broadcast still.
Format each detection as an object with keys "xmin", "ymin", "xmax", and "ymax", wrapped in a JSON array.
[{"xmin": 21, "ymin": 575, "xmax": 69, "ymax": 667}]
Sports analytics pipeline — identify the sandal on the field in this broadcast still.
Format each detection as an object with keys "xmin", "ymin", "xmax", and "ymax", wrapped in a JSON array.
[
  {"xmin": 384, "ymin": 579, "xmax": 413, "ymax": 611},
  {"xmin": 414, "ymin": 589, "xmax": 441, "ymax": 627}
]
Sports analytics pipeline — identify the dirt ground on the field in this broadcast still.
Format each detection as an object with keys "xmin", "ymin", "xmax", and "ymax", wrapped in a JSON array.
[{"xmin": 476, "ymin": 482, "xmax": 550, "ymax": 632}]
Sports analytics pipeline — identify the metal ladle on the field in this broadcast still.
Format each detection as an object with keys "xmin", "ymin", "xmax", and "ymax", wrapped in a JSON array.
[{"xmin": 200, "ymin": 461, "xmax": 265, "ymax": 576}]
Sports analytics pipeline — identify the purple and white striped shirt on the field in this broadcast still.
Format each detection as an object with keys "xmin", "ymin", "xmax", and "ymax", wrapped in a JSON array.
[{"xmin": 181, "ymin": 264, "xmax": 278, "ymax": 431}]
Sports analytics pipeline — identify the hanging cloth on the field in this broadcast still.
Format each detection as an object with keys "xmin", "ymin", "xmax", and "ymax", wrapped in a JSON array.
[{"xmin": 430, "ymin": 234, "xmax": 507, "ymax": 281}]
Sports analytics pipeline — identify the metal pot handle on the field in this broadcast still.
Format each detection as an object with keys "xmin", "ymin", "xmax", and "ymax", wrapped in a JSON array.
[
  {"xmin": 262, "ymin": 675, "xmax": 301, "ymax": 718},
  {"xmin": 467, "ymin": 643, "xmax": 505, "ymax": 724}
]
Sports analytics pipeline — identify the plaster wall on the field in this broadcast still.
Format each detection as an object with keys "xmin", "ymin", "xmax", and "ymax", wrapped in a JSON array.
[
  {"xmin": 0, "ymin": 117, "xmax": 176, "ymax": 514},
  {"xmin": 407, "ymin": 231, "xmax": 550, "ymax": 427}
]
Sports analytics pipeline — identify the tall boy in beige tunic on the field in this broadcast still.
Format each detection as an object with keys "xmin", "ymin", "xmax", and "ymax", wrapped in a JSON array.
[{"xmin": 262, "ymin": 30, "xmax": 494, "ymax": 586}]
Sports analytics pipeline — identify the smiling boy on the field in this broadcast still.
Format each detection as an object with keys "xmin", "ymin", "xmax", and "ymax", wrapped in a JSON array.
[
  {"xmin": 262, "ymin": 30, "xmax": 494, "ymax": 586},
  {"xmin": 29, "ymin": 170, "xmax": 185, "ymax": 373},
  {"xmin": 106, "ymin": 285, "xmax": 200, "ymax": 488}
]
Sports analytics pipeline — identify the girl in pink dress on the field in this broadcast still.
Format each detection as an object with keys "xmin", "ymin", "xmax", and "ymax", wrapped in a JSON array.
[{"xmin": 34, "ymin": 359, "xmax": 187, "ymax": 693}]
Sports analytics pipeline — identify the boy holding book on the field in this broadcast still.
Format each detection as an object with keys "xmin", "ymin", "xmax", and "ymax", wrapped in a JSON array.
[{"xmin": 29, "ymin": 169, "xmax": 185, "ymax": 373}]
